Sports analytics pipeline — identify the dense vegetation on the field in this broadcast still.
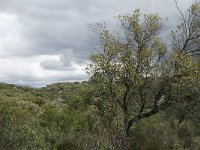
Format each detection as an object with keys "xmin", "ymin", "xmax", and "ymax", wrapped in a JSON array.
[
  {"xmin": 0, "ymin": 80, "xmax": 199, "ymax": 150},
  {"xmin": 0, "ymin": 1, "xmax": 200, "ymax": 150}
]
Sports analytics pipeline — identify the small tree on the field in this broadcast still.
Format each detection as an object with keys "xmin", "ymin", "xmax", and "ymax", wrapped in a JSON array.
[{"xmin": 86, "ymin": 2, "xmax": 200, "ymax": 149}]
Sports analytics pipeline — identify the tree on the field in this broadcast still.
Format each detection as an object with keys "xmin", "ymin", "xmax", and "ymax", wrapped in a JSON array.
[
  {"xmin": 169, "ymin": 0, "xmax": 200, "ymax": 125},
  {"xmin": 86, "ymin": 2, "xmax": 200, "ymax": 149},
  {"xmin": 171, "ymin": 0, "xmax": 200, "ymax": 56}
]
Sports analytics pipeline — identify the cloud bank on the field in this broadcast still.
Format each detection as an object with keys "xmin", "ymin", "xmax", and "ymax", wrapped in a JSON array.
[{"xmin": 0, "ymin": 0, "xmax": 193, "ymax": 87}]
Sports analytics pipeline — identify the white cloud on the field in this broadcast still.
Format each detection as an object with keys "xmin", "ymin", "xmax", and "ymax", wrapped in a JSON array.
[
  {"xmin": 0, "ymin": 13, "xmax": 31, "ymax": 57},
  {"xmin": 0, "ymin": 55, "xmax": 87, "ymax": 87}
]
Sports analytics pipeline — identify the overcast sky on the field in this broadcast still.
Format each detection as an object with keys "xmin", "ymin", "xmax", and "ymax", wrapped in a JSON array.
[{"xmin": 0, "ymin": 0, "xmax": 193, "ymax": 87}]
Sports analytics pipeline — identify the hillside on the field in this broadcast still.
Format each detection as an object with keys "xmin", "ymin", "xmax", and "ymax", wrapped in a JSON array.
[
  {"xmin": 0, "ymin": 82, "xmax": 87, "ymax": 150},
  {"xmin": 0, "ymin": 82, "xmax": 200, "ymax": 150}
]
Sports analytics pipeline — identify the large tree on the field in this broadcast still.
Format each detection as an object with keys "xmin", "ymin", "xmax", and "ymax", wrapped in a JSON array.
[{"xmin": 87, "ymin": 2, "xmax": 200, "ymax": 149}]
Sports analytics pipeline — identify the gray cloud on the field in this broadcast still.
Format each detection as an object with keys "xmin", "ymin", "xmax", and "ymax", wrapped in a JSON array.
[
  {"xmin": 0, "ymin": 0, "xmax": 193, "ymax": 87},
  {"xmin": 40, "ymin": 59, "xmax": 63, "ymax": 70}
]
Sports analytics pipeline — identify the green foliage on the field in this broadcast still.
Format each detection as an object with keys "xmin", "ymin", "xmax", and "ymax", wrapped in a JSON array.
[
  {"xmin": 0, "ymin": 82, "xmax": 91, "ymax": 150},
  {"xmin": 56, "ymin": 140, "xmax": 80, "ymax": 150},
  {"xmin": 0, "ymin": 79, "xmax": 200, "ymax": 149},
  {"xmin": 86, "ymin": 1, "xmax": 200, "ymax": 149},
  {"xmin": 0, "ymin": 1, "xmax": 199, "ymax": 150},
  {"xmin": 0, "ymin": 99, "xmax": 48, "ymax": 150}
]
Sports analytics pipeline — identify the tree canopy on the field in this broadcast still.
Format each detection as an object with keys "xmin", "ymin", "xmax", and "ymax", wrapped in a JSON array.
[{"xmin": 87, "ymin": 1, "xmax": 200, "ymax": 149}]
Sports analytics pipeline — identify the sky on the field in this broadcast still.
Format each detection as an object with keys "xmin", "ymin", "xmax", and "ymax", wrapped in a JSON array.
[{"xmin": 0, "ymin": 0, "xmax": 193, "ymax": 87}]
